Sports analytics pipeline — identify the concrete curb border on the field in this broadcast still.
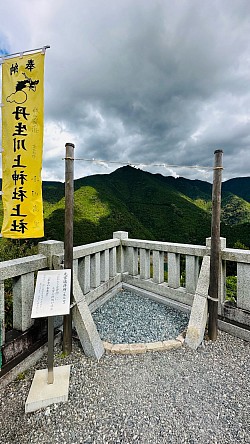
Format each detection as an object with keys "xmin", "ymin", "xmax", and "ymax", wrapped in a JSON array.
[{"xmin": 103, "ymin": 333, "xmax": 185, "ymax": 355}]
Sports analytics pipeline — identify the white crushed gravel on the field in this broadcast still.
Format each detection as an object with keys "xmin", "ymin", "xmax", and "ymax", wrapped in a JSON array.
[
  {"xmin": 92, "ymin": 289, "xmax": 189, "ymax": 343},
  {"xmin": 0, "ymin": 292, "xmax": 249, "ymax": 443}
]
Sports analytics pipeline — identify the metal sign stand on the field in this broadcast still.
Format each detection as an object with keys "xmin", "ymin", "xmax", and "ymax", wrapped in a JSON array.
[
  {"xmin": 48, "ymin": 316, "xmax": 54, "ymax": 384},
  {"xmin": 25, "ymin": 270, "xmax": 71, "ymax": 413}
]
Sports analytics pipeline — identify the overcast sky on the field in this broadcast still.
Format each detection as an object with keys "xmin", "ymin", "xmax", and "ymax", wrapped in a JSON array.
[{"xmin": 1, "ymin": 0, "xmax": 250, "ymax": 183}]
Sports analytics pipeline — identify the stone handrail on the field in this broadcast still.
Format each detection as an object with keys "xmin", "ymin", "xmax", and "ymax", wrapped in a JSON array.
[
  {"xmin": 121, "ymin": 238, "xmax": 208, "ymax": 256},
  {"xmin": 73, "ymin": 239, "xmax": 120, "ymax": 259},
  {"xmin": 0, "ymin": 254, "xmax": 47, "ymax": 280},
  {"xmin": 222, "ymin": 248, "xmax": 250, "ymax": 263}
]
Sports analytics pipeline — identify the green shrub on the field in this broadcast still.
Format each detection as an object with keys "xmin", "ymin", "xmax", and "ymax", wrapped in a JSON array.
[{"xmin": 226, "ymin": 275, "xmax": 237, "ymax": 303}]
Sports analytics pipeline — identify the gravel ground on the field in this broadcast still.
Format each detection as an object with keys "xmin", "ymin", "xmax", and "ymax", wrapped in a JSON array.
[
  {"xmin": 92, "ymin": 290, "xmax": 189, "ymax": 343},
  {"xmin": 0, "ymin": 331, "xmax": 249, "ymax": 443},
  {"xmin": 0, "ymin": 333, "xmax": 250, "ymax": 444}
]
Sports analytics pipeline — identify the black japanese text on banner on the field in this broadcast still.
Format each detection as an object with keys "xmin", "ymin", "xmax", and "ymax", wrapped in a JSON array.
[{"xmin": 1, "ymin": 52, "xmax": 45, "ymax": 238}]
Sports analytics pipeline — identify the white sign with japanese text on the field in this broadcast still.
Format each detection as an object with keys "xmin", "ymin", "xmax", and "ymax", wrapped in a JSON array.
[{"xmin": 31, "ymin": 270, "xmax": 71, "ymax": 318}]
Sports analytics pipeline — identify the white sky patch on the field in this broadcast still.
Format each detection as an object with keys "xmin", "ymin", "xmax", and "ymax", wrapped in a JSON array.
[
  {"xmin": 43, "ymin": 121, "xmax": 78, "ymax": 158},
  {"xmin": 163, "ymin": 166, "xmax": 180, "ymax": 179},
  {"xmin": 190, "ymin": 126, "xmax": 208, "ymax": 143},
  {"xmin": 42, "ymin": 121, "xmax": 79, "ymax": 180}
]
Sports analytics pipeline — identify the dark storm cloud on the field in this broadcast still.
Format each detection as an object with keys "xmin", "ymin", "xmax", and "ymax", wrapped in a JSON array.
[{"xmin": 1, "ymin": 0, "xmax": 250, "ymax": 180}]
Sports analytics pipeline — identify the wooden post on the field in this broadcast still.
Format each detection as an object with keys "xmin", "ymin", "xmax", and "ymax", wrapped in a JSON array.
[
  {"xmin": 208, "ymin": 149, "xmax": 223, "ymax": 340},
  {"xmin": 63, "ymin": 142, "xmax": 75, "ymax": 355}
]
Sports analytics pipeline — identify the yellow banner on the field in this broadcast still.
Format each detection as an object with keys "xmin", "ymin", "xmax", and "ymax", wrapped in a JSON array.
[{"xmin": 1, "ymin": 52, "xmax": 44, "ymax": 238}]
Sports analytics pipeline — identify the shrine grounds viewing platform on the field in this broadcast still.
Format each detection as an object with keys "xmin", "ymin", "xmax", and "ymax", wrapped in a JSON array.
[
  {"xmin": 0, "ymin": 231, "xmax": 250, "ymax": 442},
  {"xmin": 1, "ymin": 231, "xmax": 250, "ymax": 374}
]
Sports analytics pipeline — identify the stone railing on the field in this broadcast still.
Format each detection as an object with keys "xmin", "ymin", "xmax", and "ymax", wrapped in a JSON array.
[
  {"xmin": 121, "ymin": 235, "xmax": 250, "ymax": 330},
  {"xmin": 221, "ymin": 246, "xmax": 250, "ymax": 325},
  {"xmin": 0, "ymin": 240, "xmax": 65, "ymax": 371},
  {"xmin": 0, "ymin": 253, "xmax": 48, "ymax": 344},
  {"xmin": 1, "ymin": 232, "xmax": 250, "ymax": 372},
  {"xmin": 51, "ymin": 235, "xmax": 123, "ymax": 311},
  {"xmin": 120, "ymin": 235, "xmax": 207, "ymax": 309}
]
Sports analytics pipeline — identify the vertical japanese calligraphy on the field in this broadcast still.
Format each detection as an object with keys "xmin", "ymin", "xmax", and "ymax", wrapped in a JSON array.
[
  {"xmin": 31, "ymin": 270, "xmax": 71, "ymax": 318},
  {"xmin": 1, "ymin": 52, "xmax": 44, "ymax": 238}
]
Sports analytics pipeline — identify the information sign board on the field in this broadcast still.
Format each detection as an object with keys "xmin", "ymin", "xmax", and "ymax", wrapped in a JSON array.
[{"xmin": 31, "ymin": 270, "xmax": 71, "ymax": 318}]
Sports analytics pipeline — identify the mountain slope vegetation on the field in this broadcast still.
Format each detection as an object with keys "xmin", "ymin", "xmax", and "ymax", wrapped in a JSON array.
[{"xmin": 0, "ymin": 169, "xmax": 250, "ymax": 248}]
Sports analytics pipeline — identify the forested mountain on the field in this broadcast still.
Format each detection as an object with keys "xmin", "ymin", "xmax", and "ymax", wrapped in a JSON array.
[{"xmin": 0, "ymin": 167, "xmax": 250, "ymax": 248}]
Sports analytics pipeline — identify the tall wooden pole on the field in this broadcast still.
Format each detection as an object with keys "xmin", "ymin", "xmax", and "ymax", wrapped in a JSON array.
[
  {"xmin": 63, "ymin": 142, "xmax": 75, "ymax": 355},
  {"xmin": 208, "ymin": 149, "xmax": 223, "ymax": 340}
]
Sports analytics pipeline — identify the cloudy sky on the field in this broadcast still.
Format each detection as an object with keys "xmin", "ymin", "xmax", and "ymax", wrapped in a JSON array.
[{"xmin": 0, "ymin": 0, "xmax": 250, "ymax": 182}]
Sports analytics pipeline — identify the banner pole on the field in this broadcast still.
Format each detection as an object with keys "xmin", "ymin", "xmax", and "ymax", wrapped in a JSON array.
[
  {"xmin": 0, "ymin": 45, "xmax": 50, "ymax": 61},
  {"xmin": 208, "ymin": 149, "xmax": 223, "ymax": 340},
  {"xmin": 63, "ymin": 143, "xmax": 75, "ymax": 355}
]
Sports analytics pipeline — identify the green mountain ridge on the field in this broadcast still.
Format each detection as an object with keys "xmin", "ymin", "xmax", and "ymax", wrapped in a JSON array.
[
  {"xmin": 223, "ymin": 177, "xmax": 250, "ymax": 202},
  {"xmin": 0, "ymin": 168, "xmax": 250, "ymax": 248}
]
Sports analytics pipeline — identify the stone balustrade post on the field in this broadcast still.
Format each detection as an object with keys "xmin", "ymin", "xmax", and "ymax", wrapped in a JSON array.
[
  {"xmin": 237, "ymin": 263, "xmax": 250, "ymax": 311},
  {"xmin": 113, "ymin": 231, "xmax": 128, "ymax": 273},
  {"xmin": 78, "ymin": 256, "xmax": 91, "ymax": 294},
  {"xmin": 168, "ymin": 253, "xmax": 180, "ymax": 288},
  {"xmin": 153, "ymin": 251, "xmax": 164, "ymax": 284},
  {"xmin": 127, "ymin": 247, "xmax": 138, "ymax": 276},
  {"xmin": 186, "ymin": 255, "xmax": 199, "ymax": 294},
  {"xmin": 73, "ymin": 259, "xmax": 78, "ymax": 277},
  {"xmin": 140, "ymin": 249, "xmax": 150, "ymax": 280},
  {"xmin": 109, "ymin": 247, "xmax": 117, "ymax": 277},
  {"xmin": 100, "ymin": 249, "xmax": 109, "ymax": 282},
  {"xmin": 38, "ymin": 240, "xmax": 64, "ymax": 270},
  {"xmin": 13, "ymin": 272, "xmax": 35, "ymax": 331},
  {"xmin": 90, "ymin": 253, "xmax": 101, "ymax": 288}
]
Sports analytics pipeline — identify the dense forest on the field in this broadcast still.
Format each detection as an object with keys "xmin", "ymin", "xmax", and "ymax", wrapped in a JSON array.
[
  {"xmin": 1, "ymin": 166, "xmax": 249, "ymax": 326},
  {"xmin": 0, "ymin": 166, "xmax": 250, "ymax": 256}
]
